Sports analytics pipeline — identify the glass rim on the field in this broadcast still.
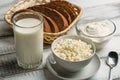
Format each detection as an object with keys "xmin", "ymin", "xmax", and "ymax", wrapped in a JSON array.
[
  {"xmin": 12, "ymin": 9, "xmax": 44, "ymax": 28},
  {"xmin": 76, "ymin": 19, "xmax": 116, "ymax": 38}
]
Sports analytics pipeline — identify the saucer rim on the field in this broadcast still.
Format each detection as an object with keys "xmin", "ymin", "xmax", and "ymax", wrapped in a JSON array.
[{"xmin": 46, "ymin": 54, "xmax": 101, "ymax": 80}]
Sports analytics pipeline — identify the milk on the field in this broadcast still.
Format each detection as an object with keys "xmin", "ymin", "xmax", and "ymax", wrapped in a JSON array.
[{"xmin": 14, "ymin": 18, "xmax": 43, "ymax": 68}]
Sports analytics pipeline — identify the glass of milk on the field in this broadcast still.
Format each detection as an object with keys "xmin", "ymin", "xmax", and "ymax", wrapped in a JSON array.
[{"xmin": 12, "ymin": 10, "xmax": 44, "ymax": 69}]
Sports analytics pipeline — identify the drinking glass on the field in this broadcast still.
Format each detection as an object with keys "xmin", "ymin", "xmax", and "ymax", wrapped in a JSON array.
[{"xmin": 12, "ymin": 10, "xmax": 44, "ymax": 69}]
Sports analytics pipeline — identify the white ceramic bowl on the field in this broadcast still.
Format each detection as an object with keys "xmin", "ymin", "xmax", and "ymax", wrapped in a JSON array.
[
  {"xmin": 51, "ymin": 35, "xmax": 96, "ymax": 72},
  {"xmin": 76, "ymin": 17, "xmax": 116, "ymax": 50}
]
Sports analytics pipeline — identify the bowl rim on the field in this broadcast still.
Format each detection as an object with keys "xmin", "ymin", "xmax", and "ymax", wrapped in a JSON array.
[
  {"xmin": 51, "ymin": 35, "xmax": 96, "ymax": 63},
  {"xmin": 76, "ymin": 19, "xmax": 116, "ymax": 38}
]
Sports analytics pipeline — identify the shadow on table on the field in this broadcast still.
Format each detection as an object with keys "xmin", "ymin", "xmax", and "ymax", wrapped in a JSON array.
[
  {"xmin": 43, "ymin": 68, "xmax": 95, "ymax": 80},
  {"xmin": 43, "ymin": 69, "xmax": 62, "ymax": 80}
]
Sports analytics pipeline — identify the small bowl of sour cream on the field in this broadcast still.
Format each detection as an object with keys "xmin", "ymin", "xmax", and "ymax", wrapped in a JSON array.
[{"xmin": 76, "ymin": 17, "xmax": 116, "ymax": 50}]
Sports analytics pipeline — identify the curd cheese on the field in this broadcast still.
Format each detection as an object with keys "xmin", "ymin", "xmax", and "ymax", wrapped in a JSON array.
[{"xmin": 54, "ymin": 39, "xmax": 93, "ymax": 62}]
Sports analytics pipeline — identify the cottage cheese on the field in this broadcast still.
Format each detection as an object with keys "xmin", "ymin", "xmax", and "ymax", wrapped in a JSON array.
[{"xmin": 54, "ymin": 39, "xmax": 93, "ymax": 62}]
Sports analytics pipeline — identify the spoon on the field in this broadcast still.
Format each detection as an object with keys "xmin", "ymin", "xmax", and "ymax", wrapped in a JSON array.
[{"xmin": 106, "ymin": 51, "xmax": 119, "ymax": 80}]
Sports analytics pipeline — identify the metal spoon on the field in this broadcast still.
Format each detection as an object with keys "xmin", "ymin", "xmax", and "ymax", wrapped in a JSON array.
[{"xmin": 106, "ymin": 51, "xmax": 119, "ymax": 80}]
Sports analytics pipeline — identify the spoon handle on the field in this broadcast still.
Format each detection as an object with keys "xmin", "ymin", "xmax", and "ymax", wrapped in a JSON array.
[{"xmin": 108, "ymin": 68, "xmax": 112, "ymax": 80}]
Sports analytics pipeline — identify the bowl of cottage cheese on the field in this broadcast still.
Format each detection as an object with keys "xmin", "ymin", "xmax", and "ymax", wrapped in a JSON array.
[
  {"xmin": 51, "ymin": 35, "xmax": 96, "ymax": 72},
  {"xmin": 76, "ymin": 17, "xmax": 116, "ymax": 50}
]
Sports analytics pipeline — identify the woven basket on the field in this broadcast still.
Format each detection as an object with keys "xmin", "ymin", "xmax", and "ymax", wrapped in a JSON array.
[{"xmin": 4, "ymin": 0, "xmax": 82, "ymax": 44}]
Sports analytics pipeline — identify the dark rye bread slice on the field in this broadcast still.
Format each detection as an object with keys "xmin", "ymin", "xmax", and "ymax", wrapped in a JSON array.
[
  {"xmin": 44, "ymin": 18, "xmax": 51, "ymax": 32},
  {"xmin": 42, "ymin": 13, "xmax": 59, "ymax": 33},
  {"xmin": 50, "ymin": 1, "xmax": 77, "ymax": 21},
  {"xmin": 45, "ymin": 2, "xmax": 71, "ymax": 24},
  {"xmin": 28, "ymin": 5, "xmax": 69, "ymax": 31}
]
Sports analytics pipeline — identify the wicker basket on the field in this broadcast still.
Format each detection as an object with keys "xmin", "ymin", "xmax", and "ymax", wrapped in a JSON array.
[{"xmin": 4, "ymin": 0, "xmax": 82, "ymax": 44}]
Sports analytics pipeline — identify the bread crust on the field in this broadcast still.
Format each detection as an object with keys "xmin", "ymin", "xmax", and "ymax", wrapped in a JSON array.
[
  {"xmin": 28, "ymin": 5, "xmax": 68, "ymax": 31},
  {"xmin": 42, "ymin": 13, "xmax": 60, "ymax": 33},
  {"xmin": 50, "ymin": 1, "xmax": 77, "ymax": 21},
  {"xmin": 28, "ymin": 0, "xmax": 77, "ymax": 33},
  {"xmin": 44, "ymin": 18, "xmax": 51, "ymax": 32},
  {"xmin": 45, "ymin": 2, "xmax": 71, "ymax": 24}
]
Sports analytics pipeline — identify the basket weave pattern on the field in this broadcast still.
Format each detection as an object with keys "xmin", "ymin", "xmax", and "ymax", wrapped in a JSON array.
[{"xmin": 5, "ymin": 0, "xmax": 82, "ymax": 44}]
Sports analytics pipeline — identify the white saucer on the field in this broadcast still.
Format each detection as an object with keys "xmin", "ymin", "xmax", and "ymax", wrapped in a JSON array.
[{"xmin": 46, "ymin": 54, "xmax": 101, "ymax": 80}]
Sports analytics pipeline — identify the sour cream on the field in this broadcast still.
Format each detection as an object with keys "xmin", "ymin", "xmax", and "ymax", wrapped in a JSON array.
[
  {"xmin": 81, "ymin": 20, "xmax": 112, "ymax": 37},
  {"xmin": 79, "ymin": 20, "xmax": 115, "ymax": 50}
]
